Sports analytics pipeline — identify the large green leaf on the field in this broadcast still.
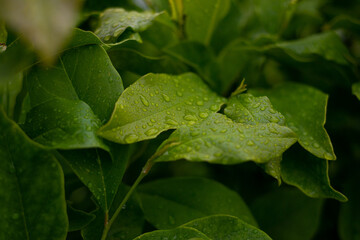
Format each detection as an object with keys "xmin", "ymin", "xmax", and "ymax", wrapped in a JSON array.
[
  {"xmin": 135, "ymin": 215, "xmax": 271, "ymax": 240},
  {"xmin": 98, "ymin": 73, "xmax": 225, "ymax": 144},
  {"xmin": 0, "ymin": 0, "xmax": 81, "ymax": 60},
  {"xmin": 95, "ymin": 8, "xmax": 160, "ymax": 43},
  {"xmin": 137, "ymin": 177, "xmax": 257, "ymax": 229},
  {"xmin": 251, "ymin": 189, "xmax": 323, "ymax": 240},
  {"xmin": 184, "ymin": 0, "xmax": 230, "ymax": 45},
  {"xmin": 154, "ymin": 113, "xmax": 296, "ymax": 164},
  {"xmin": 281, "ymin": 147, "xmax": 347, "ymax": 201},
  {"xmin": 24, "ymin": 44, "xmax": 123, "ymax": 150},
  {"xmin": 353, "ymin": 82, "xmax": 360, "ymax": 100},
  {"xmin": 0, "ymin": 109, "xmax": 68, "ymax": 240},
  {"xmin": 251, "ymin": 82, "xmax": 336, "ymax": 160}
]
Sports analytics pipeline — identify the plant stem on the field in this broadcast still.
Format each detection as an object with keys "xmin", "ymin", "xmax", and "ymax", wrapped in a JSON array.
[{"xmin": 100, "ymin": 160, "xmax": 153, "ymax": 240}]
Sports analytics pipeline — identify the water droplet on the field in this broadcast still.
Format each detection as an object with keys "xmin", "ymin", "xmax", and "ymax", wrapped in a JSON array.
[
  {"xmin": 125, "ymin": 134, "xmax": 138, "ymax": 143},
  {"xmin": 220, "ymin": 129, "xmax": 227, "ymax": 133},
  {"xmin": 260, "ymin": 106, "xmax": 266, "ymax": 111},
  {"xmin": 140, "ymin": 95, "xmax": 149, "ymax": 107},
  {"xmin": 145, "ymin": 128, "xmax": 158, "ymax": 136},
  {"xmin": 252, "ymin": 102, "xmax": 261, "ymax": 108},
  {"xmin": 113, "ymin": 28, "xmax": 123, "ymax": 38},
  {"xmin": 184, "ymin": 115, "xmax": 197, "ymax": 121},
  {"xmin": 323, "ymin": 152, "xmax": 333, "ymax": 160},
  {"xmin": 210, "ymin": 105, "xmax": 218, "ymax": 111},
  {"xmin": 313, "ymin": 143, "xmax": 320, "ymax": 148},
  {"xmin": 247, "ymin": 140, "xmax": 255, "ymax": 146},
  {"xmin": 191, "ymin": 131, "xmax": 200, "ymax": 137},
  {"xmin": 199, "ymin": 112, "xmax": 209, "ymax": 119},
  {"xmin": 162, "ymin": 93, "xmax": 170, "ymax": 102},
  {"xmin": 166, "ymin": 119, "xmax": 178, "ymax": 126},
  {"xmin": 269, "ymin": 109, "xmax": 276, "ymax": 114},
  {"xmin": 196, "ymin": 100, "xmax": 204, "ymax": 106},
  {"xmin": 270, "ymin": 117, "xmax": 279, "ymax": 123},
  {"xmin": 176, "ymin": 91, "xmax": 183, "ymax": 97},
  {"xmin": 150, "ymin": 119, "xmax": 156, "ymax": 123}
]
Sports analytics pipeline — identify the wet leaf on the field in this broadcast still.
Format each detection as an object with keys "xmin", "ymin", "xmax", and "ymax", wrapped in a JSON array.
[{"xmin": 98, "ymin": 73, "xmax": 225, "ymax": 144}]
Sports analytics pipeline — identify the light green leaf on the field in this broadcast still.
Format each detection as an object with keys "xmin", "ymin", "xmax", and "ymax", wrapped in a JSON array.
[
  {"xmin": 0, "ymin": 109, "xmax": 68, "ymax": 240},
  {"xmin": 98, "ymin": 73, "xmax": 225, "ymax": 144},
  {"xmin": 95, "ymin": 8, "xmax": 160, "ymax": 43},
  {"xmin": 0, "ymin": 0, "xmax": 81, "ymax": 60},
  {"xmin": 138, "ymin": 177, "xmax": 257, "ymax": 229},
  {"xmin": 24, "ymin": 45, "xmax": 123, "ymax": 150},
  {"xmin": 0, "ymin": 72, "xmax": 22, "ymax": 119},
  {"xmin": 251, "ymin": 82, "xmax": 336, "ymax": 160},
  {"xmin": 353, "ymin": 82, "xmax": 360, "ymax": 100},
  {"xmin": 155, "ymin": 113, "xmax": 297, "ymax": 164},
  {"xmin": 184, "ymin": 0, "xmax": 230, "ymax": 45},
  {"xmin": 60, "ymin": 144, "xmax": 132, "ymax": 213},
  {"xmin": 133, "ymin": 227, "xmax": 211, "ymax": 240},
  {"xmin": 281, "ymin": 148, "xmax": 347, "ymax": 201},
  {"xmin": 183, "ymin": 215, "xmax": 272, "ymax": 240},
  {"xmin": 251, "ymin": 189, "xmax": 323, "ymax": 240},
  {"xmin": 67, "ymin": 205, "xmax": 95, "ymax": 232}
]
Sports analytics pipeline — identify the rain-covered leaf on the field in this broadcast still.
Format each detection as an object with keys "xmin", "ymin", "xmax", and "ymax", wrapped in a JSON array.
[
  {"xmin": 98, "ymin": 73, "xmax": 225, "ymax": 144},
  {"xmin": 0, "ymin": 0, "xmax": 81, "ymax": 60},
  {"xmin": 281, "ymin": 147, "xmax": 347, "ymax": 201},
  {"xmin": 67, "ymin": 205, "xmax": 95, "ymax": 232},
  {"xmin": 155, "ymin": 113, "xmax": 297, "ymax": 164},
  {"xmin": 60, "ymin": 144, "xmax": 132, "ymax": 213},
  {"xmin": 95, "ymin": 8, "xmax": 160, "ymax": 43},
  {"xmin": 184, "ymin": 0, "xmax": 231, "ymax": 45},
  {"xmin": 0, "ymin": 109, "xmax": 68, "ymax": 240},
  {"xmin": 251, "ymin": 189, "xmax": 323, "ymax": 240},
  {"xmin": 137, "ymin": 177, "xmax": 257, "ymax": 229},
  {"xmin": 24, "ymin": 44, "xmax": 123, "ymax": 150},
  {"xmin": 353, "ymin": 82, "xmax": 360, "ymax": 100},
  {"xmin": 251, "ymin": 82, "xmax": 336, "ymax": 160},
  {"xmin": 134, "ymin": 227, "xmax": 211, "ymax": 240}
]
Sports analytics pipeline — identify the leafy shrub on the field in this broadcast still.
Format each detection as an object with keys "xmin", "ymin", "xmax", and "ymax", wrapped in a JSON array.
[{"xmin": 0, "ymin": 0, "xmax": 359, "ymax": 239}]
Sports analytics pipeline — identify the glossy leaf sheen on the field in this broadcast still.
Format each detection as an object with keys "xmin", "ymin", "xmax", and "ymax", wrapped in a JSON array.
[
  {"xmin": 155, "ymin": 113, "xmax": 297, "ymax": 164},
  {"xmin": 251, "ymin": 82, "xmax": 336, "ymax": 160},
  {"xmin": 352, "ymin": 82, "xmax": 360, "ymax": 100},
  {"xmin": 24, "ymin": 45, "xmax": 123, "ymax": 149},
  {"xmin": 138, "ymin": 177, "xmax": 257, "ymax": 229},
  {"xmin": 98, "ymin": 73, "xmax": 225, "ymax": 144},
  {"xmin": 0, "ymin": 109, "xmax": 68, "ymax": 240},
  {"xmin": 133, "ymin": 227, "xmax": 211, "ymax": 240}
]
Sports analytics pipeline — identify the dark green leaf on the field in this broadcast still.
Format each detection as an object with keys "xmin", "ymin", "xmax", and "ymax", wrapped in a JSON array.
[
  {"xmin": 353, "ymin": 82, "xmax": 360, "ymax": 100},
  {"xmin": 251, "ymin": 189, "xmax": 323, "ymax": 240},
  {"xmin": 98, "ymin": 73, "xmax": 225, "ymax": 144},
  {"xmin": 155, "ymin": 113, "xmax": 296, "ymax": 164},
  {"xmin": 138, "ymin": 177, "xmax": 257, "ymax": 229},
  {"xmin": 0, "ymin": 109, "xmax": 68, "ymax": 240},
  {"xmin": 67, "ymin": 204, "xmax": 95, "ymax": 232},
  {"xmin": 251, "ymin": 82, "xmax": 336, "ymax": 160},
  {"xmin": 133, "ymin": 227, "xmax": 211, "ymax": 240},
  {"xmin": 0, "ymin": 72, "xmax": 22, "ymax": 119}
]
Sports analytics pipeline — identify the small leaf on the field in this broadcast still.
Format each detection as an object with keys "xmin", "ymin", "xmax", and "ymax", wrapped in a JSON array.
[
  {"xmin": 251, "ymin": 82, "xmax": 336, "ymax": 160},
  {"xmin": 281, "ymin": 148, "xmax": 347, "ymax": 201},
  {"xmin": 133, "ymin": 227, "xmax": 211, "ymax": 240},
  {"xmin": 183, "ymin": 215, "xmax": 272, "ymax": 240},
  {"xmin": 24, "ymin": 45, "xmax": 123, "ymax": 150},
  {"xmin": 0, "ymin": 109, "xmax": 68, "ymax": 240},
  {"xmin": 67, "ymin": 205, "xmax": 95, "ymax": 232},
  {"xmin": 155, "ymin": 113, "xmax": 297, "ymax": 164},
  {"xmin": 352, "ymin": 82, "xmax": 360, "ymax": 100},
  {"xmin": 98, "ymin": 73, "xmax": 225, "ymax": 144},
  {"xmin": 138, "ymin": 177, "xmax": 257, "ymax": 229},
  {"xmin": 0, "ymin": 0, "xmax": 81, "ymax": 60},
  {"xmin": 184, "ymin": 0, "xmax": 231, "ymax": 45},
  {"xmin": 251, "ymin": 189, "xmax": 323, "ymax": 240},
  {"xmin": 0, "ymin": 72, "xmax": 23, "ymax": 119},
  {"xmin": 95, "ymin": 8, "xmax": 160, "ymax": 43}
]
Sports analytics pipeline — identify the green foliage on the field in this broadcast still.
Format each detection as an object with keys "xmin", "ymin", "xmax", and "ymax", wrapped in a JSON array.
[{"xmin": 0, "ymin": 0, "xmax": 359, "ymax": 239}]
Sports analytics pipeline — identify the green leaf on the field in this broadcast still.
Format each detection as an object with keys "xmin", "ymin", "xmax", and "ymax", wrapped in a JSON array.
[
  {"xmin": 134, "ymin": 227, "xmax": 211, "ymax": 240},
  {"xmin": 60, "ymin": 144, "xmax": 132, "ymax": 213},
  {"xmin": 138, "ymin": 177, "xmax": 257, "ymax": 229},
  {"xmin": 155, "ymin": 113, "xmax": 297, "ymax": 164},
  {"xmin": 98, "ymin": 73, "xmax": 225, "ymax": 144},
  {"xmin": 0, "ymin": 0, "xmax": 81, "ymax": 60},
  {"xmin": 251, "ymin": 189, "xmax": 323, "ymax": 240},
  {"xmin": 184, "ymin": 0, "xmax": 231, "ymax": 45},
  {"xmin": 281, "ymin": 148, "xmax": 347, "ymax": 201},
  {"xmin": 353, "ymin": 82, "xmax": 360, "ymax": 100},
  {"xmin": 67, "ymin": 204, "xmax": 95, "ymax": 232},
  {"xmin": 24, "ymin": 45, "xmax": 123, "ymax": 150},
  {"xmin": 0, "ymin": 109, "xmax": 68, "ymax": 240},
  {"xmin": 251, "ymin": 82, "xmax": 336, "ymax": 160},
  {"xmin": 183, "ymin": 215, "xmax": 272, "ymax": 240},
  {"xmin": 95, "ymin": 8, "xmax": 160, "ymax": 43},
  {"xmin": 0, "ymin": 20, "xmax": 7, "ymax": 52},
  {"xmin": 0, "ymin": 72, "xmax": 23, "ymax": 119}
]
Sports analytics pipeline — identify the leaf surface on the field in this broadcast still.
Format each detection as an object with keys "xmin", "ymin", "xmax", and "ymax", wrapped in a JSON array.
[
  {"xmin": 138, "ymin": 177, "xmax": 257, "ymax": 229},
  {"xmin": 67, "ymin": 205, "xmax": 95, "ymax": 232},
  {"xmin": 353, "ymin": 82, "xmax": 360, "ymax": 100},
  {"xmin": 251, "ymin": 82, "xmax": 336, "ymax": 160},
  {"xmin": 98, "ymin": 73, "xmax": 225, "ymax": 144},
  {"xmin": 155, "ymin": 113, "xmax": 296, "ymax": 164},
  {"xmin": 0, "ymin": 109, "xmax": 68, "ymax": 240},
  {"xmin": 134, "ymin": 227, "xmax": 211, "ymax": 240}
]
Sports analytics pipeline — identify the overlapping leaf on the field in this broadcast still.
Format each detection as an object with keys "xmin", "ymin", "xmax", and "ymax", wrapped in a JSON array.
[
  {"xmin": 154, "ymin": 113, "xmax": 296, "ymax": 164},
  {"xmin": 0, "ymin": 109, "xmax": 68, "ymax": 240},
  {"xmin": 98, "ymin": 73, "xmax": 225, "ymax": 144},
  {"xmin": 137, "ymin": 177, "xmax": 257, "ymax": 229}
]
